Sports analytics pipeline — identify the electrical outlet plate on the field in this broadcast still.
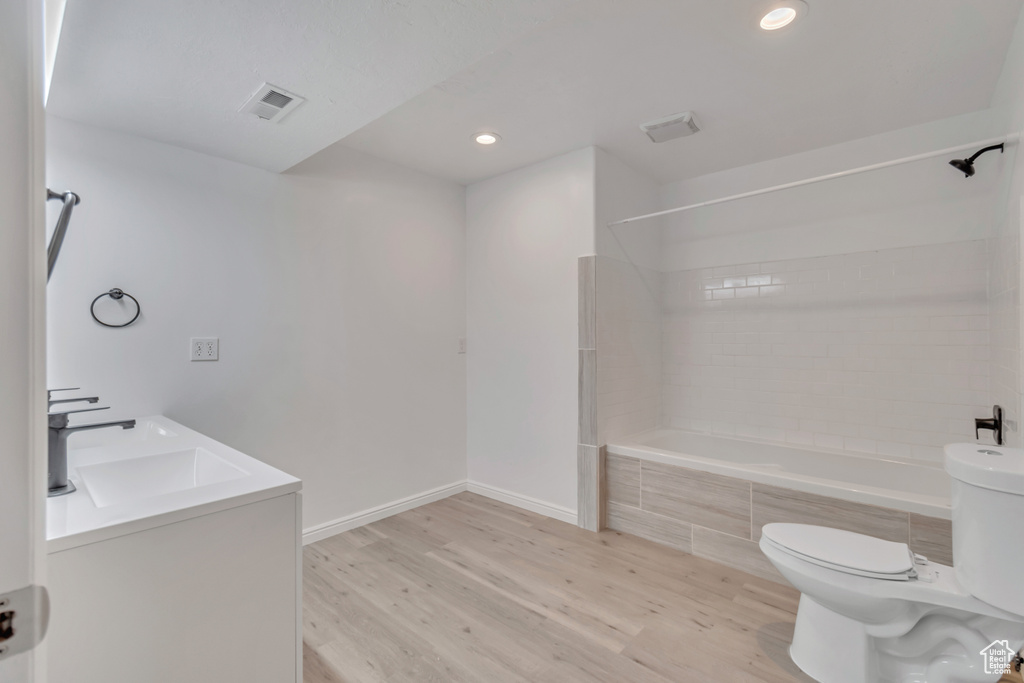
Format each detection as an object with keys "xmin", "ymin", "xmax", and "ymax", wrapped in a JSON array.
[
  {"xmin": 190, "ymin": 337, "xmax": 219, "ymax": 361},
  {"xmin": 458, "ymin": 337, "xmax": 467, "ymax": 354}
]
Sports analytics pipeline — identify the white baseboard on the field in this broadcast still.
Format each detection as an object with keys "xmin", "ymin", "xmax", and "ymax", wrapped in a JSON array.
[
  {"xmin": 302, "ymin": 481, "xmax": 467, "ymax": 545},
  {"xmin": 466, "ymin": 480, "xmax": 578, "ymax": 526},
  {"xmin": 302, "ymin": 479, "xmax": 579, "ymax": 545}
]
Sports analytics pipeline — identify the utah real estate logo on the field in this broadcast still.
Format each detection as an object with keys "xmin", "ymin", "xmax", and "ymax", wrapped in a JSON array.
[{"xmin": 980, "ymin": 640, "xmax": 1017, "ymax": 676}]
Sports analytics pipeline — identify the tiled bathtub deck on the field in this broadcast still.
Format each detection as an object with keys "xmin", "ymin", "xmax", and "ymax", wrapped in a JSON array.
[{"xmin": 605, "ymin": 453, "xmax": 953, "ymax": 583}]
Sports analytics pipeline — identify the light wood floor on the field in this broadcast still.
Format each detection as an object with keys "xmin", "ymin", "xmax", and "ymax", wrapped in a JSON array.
[{"xmin": 302, "ymin": 492, "xmax": 1022, "ymax": 683}]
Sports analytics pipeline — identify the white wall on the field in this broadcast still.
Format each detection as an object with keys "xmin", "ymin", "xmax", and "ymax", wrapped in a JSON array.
[
  {"xmin": 595, "ymin": 147, "xmax": 661, "ymax": 268},
  {"xmin": 46, "ymin": 116, "xmax": 467, "ymax": 533},
  {"xmin": 466, "ymin": 147, "xmax": 595, "ymax": 515}
]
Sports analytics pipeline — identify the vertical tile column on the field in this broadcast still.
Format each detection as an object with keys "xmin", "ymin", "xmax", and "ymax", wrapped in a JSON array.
[{"xmin": 578, "ymin": 255, "xmax": 604, "ymax": 530}]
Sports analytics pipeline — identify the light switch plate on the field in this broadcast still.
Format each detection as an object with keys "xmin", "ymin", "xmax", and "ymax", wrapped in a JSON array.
[
  {"xmin": 458, "ymin": 337, "xmax": 467, "ymax": 354},
  {"xmin": 190, "ymin": 337, "xmax": 219, "ymax": 361}
]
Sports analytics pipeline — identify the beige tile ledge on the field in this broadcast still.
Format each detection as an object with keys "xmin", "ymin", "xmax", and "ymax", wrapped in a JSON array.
[
  {"xmin": 751, "ymin": 483, "xmax": 909, "ymax": 544},
  {"xmin": 605, "ymin": 457, "xmax": 954, "ymax": 580},
  {"xmin": 641, "ymin": 460, "xmax": 752, "ymax": 539},
  {"xmin": 909, "ymin": 513, "xmax": 954, "ymax": 566},
  {"xmin": 606, "ymin": 454, "xmax": 640, "ymax": 507},
  {"xmin": 607, "ymin": 501, "xmax": 692, "ymax": 554},
  {"xmin": 691, "ymin": 525, "xmax": 784, "ymax": 584}
]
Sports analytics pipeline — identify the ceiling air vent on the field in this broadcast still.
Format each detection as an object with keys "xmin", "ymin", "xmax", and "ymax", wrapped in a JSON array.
[
  {"xmin": 240, "ymin": 83, "xmax": 305, "ymax": 123},
  {"xmin": 640, "ymin": 111, "xmax": 700, "ymax": 143}
]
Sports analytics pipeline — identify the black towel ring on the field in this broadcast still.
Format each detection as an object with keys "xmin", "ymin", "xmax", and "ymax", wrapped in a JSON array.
[{"xmin": 90, "ymin": 288, "xmax": 141, "ymax": 328}]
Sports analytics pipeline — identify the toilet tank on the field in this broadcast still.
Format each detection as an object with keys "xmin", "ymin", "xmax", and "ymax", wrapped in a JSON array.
[{"xmin": 944, "ymin": 443, "xmax": 1024, "ymax": 616}]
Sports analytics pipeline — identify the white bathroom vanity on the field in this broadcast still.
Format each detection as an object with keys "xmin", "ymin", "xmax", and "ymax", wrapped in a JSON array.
[{"xmin": 45, "ymin": 416, "xmax": 302, "ymax": 683}]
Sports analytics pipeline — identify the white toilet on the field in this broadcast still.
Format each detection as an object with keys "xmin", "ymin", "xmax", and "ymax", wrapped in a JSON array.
[{"xmin": 759, "ymin": 443, "xmax": 1024, "ymax": 683}]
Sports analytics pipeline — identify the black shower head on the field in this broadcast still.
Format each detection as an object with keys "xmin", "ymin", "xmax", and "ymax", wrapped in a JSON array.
[
  {"xmin": 949, "ymin": 143, "xmax": 1004, "ymax": 178},
  {"xmin": 949, "ymin": 157, "xmax": 975, "ymax": 177}
]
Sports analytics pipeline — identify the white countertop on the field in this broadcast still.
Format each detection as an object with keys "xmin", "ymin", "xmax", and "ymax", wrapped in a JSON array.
[{"xmin": 47, "ymin": 415, "xmax": 301, "ymax": 553}]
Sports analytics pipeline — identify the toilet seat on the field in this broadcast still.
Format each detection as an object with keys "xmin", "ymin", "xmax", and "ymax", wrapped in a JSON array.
[{"xmin": 761, "ymin": 523, "xmax": 917, "ymax": 581}]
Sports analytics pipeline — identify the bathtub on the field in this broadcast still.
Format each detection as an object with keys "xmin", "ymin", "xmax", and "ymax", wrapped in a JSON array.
[{"xmin": 607, "ymin": 429, "xmax": 952, "ymax": 519}]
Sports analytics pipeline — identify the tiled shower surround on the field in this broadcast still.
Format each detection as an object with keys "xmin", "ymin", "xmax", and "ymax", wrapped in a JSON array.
[
  {"xmin": 597, "ymin": 239, "xmax": 999, "ymax": 463},
  {"xmin": 596, "ymin": 257, "xmax": 661, "ymax": 444},
  {"xmin": 989, "ymin": 221, "xmax": 1022, "ymax": 448},
  {"xmin": 662, "ymin": 240, "xmax": 992, "ymax": 461}
]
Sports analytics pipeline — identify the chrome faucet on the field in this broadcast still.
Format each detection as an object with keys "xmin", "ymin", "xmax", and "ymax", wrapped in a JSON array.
[{"xmin": 48, "ymin": 394, "xmax": 136, "ymax": 497}]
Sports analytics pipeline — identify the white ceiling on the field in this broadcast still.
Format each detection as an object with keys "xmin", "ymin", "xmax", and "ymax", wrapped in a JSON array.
[
  {"xmin": 47, "ymin": 0, "xmax": 580, "ymax": 172},
  {"xmin": 49, "ymin": 0, "xmax": 1024, "ymax": 185},
  {"xmin": 339, "ymin": 0, "xmax": 1024, "ymax": 184}
]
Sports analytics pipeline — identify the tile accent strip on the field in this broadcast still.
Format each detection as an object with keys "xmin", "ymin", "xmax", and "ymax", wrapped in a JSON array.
[
  {"xmin": 577, "ymin": 255, "xmax": 603, "ymax": 530},
  {"xmin": 578, "ymin": 349, "xmax": 597, "ymax": 446},
  {"xmin": 579, "ymin": 254, "xmax": 596, "ymax": 350},
  {"xmin": 577, "ymin": 445, "xmax": 604, "ymax": 532}
]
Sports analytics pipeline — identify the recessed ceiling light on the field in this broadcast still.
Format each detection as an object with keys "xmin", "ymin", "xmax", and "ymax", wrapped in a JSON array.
[
  {"xmin": 761, "ymin": 8, "xmax": 795, "ymax": 29},
  {"xmin": 474, "ymin": 132, "xmax": 500, "ymax": 145},
  {"xmin": 759, "ymin": 1, "xmax": 807, "ymax": 30}
]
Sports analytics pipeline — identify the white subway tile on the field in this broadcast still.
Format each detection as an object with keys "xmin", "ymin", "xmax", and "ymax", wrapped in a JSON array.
[
  {"xmin": 601, "ymin": 240, "xmax": 996, "ymax": 465},
  {"xmin": 813, "ymin": 433, "xmax": 845, "ymax": 450},
  {"xmin": 735, "ymin": 286, "xmax": 760, "ymax": 299}
]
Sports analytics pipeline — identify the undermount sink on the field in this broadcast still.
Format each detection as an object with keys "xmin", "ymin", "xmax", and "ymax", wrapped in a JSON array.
[
  {"xmin": 76, "ymin": 447, "xmax": 249, "ymax": 508},
  {"xmin": 48, "ymin": 415, "xmax": 301, "ymax": 553}
]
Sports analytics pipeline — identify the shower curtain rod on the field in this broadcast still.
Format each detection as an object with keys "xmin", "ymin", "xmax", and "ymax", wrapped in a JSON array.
[{"xmin": 609, "ymin": 134, "xmax": 1020, "ymax": 227}]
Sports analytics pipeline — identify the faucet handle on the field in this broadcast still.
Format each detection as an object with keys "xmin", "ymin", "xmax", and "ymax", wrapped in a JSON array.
[
  {"xmin": 47, "ymin": 387, "xmax": 81, "ymax": 400},
  {"xmin": 48, "ymin": 405, "xmax": 109, "ymax": 418},
  {"xmin": 48, "ymin": 396, "xmax": 100, "ymax": 408}
]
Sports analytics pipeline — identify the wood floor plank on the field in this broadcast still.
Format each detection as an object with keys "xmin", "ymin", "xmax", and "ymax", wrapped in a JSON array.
[
  {"xmin": 427, "ymin": 542, "xmax": 641, "ymax": 652},
  {"xmin": 304, "ymin": 492, "xmax": 817, "ymax": 683},
  {"xmin": 303, "ymin": 641, "xmax": 346, "ymax": 683},
  {"xmin": 385, "ymin": 655, "xmax": 475, "ymax": 683},
  {"xmin": 309, "ymin": 551, "xmax": 532, "ymax": 683},
  {"xmin": 343, "ymin": 542, "xmax": 549, "ymax": 681},
  {"xmin": 439, "ymin": 492, "xmax": 547, "ymax": 527},
  {"xmin": 366, "ymin": 512, "xmax": 454, "ymax": 553},
  {"xmin": 304, "ymin": 566, "xmax": 424, "ymax": 681}
]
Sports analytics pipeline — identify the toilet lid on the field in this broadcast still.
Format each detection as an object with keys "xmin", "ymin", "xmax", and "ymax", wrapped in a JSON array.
[{"xmin": 762, "ymin": 523, "xmax": 916, "ymax": 576}]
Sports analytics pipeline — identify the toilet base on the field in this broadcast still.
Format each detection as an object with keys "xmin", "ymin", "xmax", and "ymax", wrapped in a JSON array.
[
  {"xmin": 791, "ymin": 594, "xmax": 871, "ymax": 683},
  {"xmin": 789, "ymin": 594, "xmax": 1024, "ymax": 683}
]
